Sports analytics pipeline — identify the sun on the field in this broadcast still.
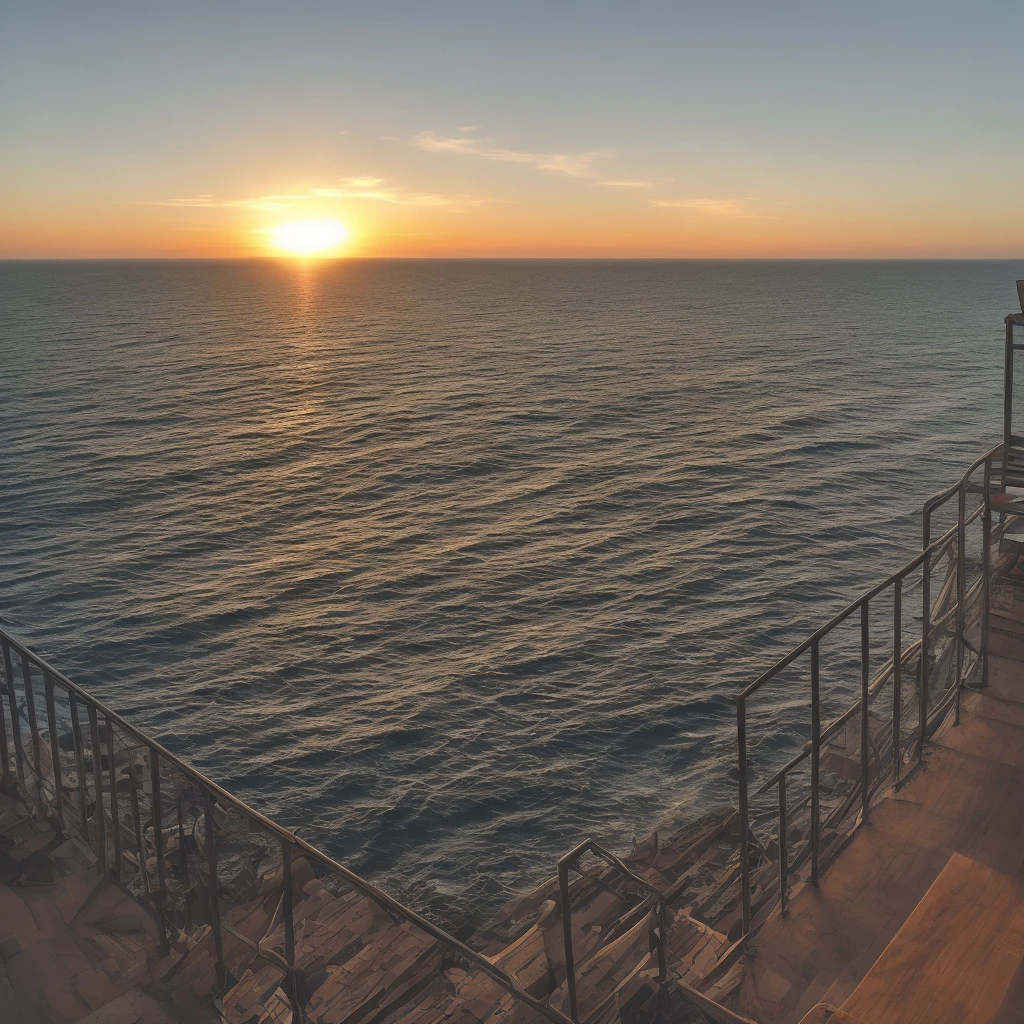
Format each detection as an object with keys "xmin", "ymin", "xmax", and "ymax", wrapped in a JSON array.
[{"xmin": 271, "ymin": 219, "xmax": 349, "ymax": 256}]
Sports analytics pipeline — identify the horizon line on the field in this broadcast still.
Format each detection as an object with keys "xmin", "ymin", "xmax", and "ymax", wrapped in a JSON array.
[{"xmin": 3, "ymin": 255, "xmax": 1024, "ymax": 263}]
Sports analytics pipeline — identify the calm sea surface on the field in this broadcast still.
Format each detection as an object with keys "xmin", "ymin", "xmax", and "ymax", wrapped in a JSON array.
[{"xmin": 0, "ymin": 259, "xmax": 1019, "ymax": 927}]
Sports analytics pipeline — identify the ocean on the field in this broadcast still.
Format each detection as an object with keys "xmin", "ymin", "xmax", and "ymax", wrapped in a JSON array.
[{"xmin": 0, "ymin": 258, "xmax": 1018, "ymax": 928}]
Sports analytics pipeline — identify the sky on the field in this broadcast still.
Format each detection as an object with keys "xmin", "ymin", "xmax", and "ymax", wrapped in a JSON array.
[{"xmin": 2, "ymin": 1, "xmax": 1023, "ymax": 258}]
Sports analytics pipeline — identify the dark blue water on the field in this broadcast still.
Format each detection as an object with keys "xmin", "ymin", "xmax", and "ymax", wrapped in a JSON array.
[{"xmin": 0, "ymin": 259, "xmax": 1017, "ymax": 926}]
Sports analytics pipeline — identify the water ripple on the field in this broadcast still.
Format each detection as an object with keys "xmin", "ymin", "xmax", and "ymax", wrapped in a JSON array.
[{"xmin": 0, "ymin": 258, "xmax": 1016, "ymax": 929}]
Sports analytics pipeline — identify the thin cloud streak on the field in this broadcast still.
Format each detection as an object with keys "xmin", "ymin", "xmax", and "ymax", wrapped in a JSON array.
[
  {"xmin": 651, "ymin": 197, "xmax": 773, "ymax": 217},
  {"xmin": 599, "ymin": 180, "xmax": 654, "ymax": 188},
  {"xmin": 156, "ymin": 178, "xmax": 493, "ymax": 210},
  {"xmin": 414, "ymin": 131, "xmax": 602, "ymax": 177}
]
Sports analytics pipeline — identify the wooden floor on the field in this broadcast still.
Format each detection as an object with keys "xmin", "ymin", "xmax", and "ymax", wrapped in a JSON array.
[
  {"xmin": 0, "ymin": 791, "xmax": 215, "ymax": 1024},
  {"xmin": 735, "ymin": 617, "xmax": 1024, "ymax": 1024}
]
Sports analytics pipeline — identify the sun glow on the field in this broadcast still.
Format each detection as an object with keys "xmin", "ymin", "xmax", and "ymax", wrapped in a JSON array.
[{"xmin": 271, "ymin": 219, "xmax": 349, "ymax": 256}]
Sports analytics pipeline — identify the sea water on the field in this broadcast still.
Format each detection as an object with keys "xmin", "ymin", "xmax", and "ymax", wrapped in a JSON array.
[{"xmin": 0, "ymin": 258, "xmax": 1017, "ymax": 926}]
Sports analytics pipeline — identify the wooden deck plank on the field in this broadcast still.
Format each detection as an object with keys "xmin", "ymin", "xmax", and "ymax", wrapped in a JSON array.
[{"xmin": 840, "ymin": 853, "xmax": 1024, "ymax": 1024}]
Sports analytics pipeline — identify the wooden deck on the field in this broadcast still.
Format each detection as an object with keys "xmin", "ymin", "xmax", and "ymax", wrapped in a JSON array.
[
  {"xmin": 0, "ymin": 788, "xmax": 216, "ymax": 1024},
  {"xmin": 734, "ymin": 603, "xmax": 1024, "ymax": 1024}
]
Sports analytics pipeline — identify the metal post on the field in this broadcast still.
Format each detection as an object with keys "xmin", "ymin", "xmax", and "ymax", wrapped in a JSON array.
[
  {"xmin": 810, "ymin": 641, "xmax": 820, "ymax": 887},
  {"xmin": 88, "ymin": 705, "xmax": 106, "ymax": 872},
  {"xmin": 128, "ymin": 748, "xmax": 151, "ymax": 897},
  {"xmin": 737, "ymin": 695, "xmax": 751, "ymax": 932},
  {"xmin": 860, "ymin": 599, "xmax": 870, "ymax": 823},
  {"xmin": 2, "ymin": 639, "xmax": 25, "ymax": 787},
  {"xmin": 893, "ymin": 579, "xmax": 903, "ymax": 788},
  {"xmin": 982, "ymin": 456, "xmax": 993, "ymax": 690},
  {"xmin": 282, "ymin": 842, "xmax": 302, "ymax": 1023},
  {"xmin": 202, "ymin": 793, "xmax": 226, "ymax": 989},
  {"xmin": 920, "ymin": 519, "xmax": 932, "ymax": 750},
  {"xmin": 558, "ymin": 859, "xmax": 579, "ymax": 1023},
  {"xmin": 0, "ymin": 648, "xmax": 9, "ymax": 790},
  {"xmin": 43, "ymin": 672, "xmax": 65, "ymax": 828},
  {"xmin": 68, "ymin": 693, "xmax": 89, "ymax": 841},
  {"xmin": 104, "ymin": 717, "xmax": 121, "ymax": 880},
  {"xmin": 778, "ymin": 774, "xmax": 788, "ymax": 914},
  {"xmin": 659, "ymin": 905, "xmax": 667, "ymax": 983},
  {"xmin": 20, "ymin": 655, "xmax": 41, "ymax": 785},
  {"xmin": 955, "ymin": 484, "xmax": 966, "ymax": 725},
  {"xmin": 1004, "ymin": 316, "xmax": 1014, "ymax": 492},
  {"xmin": 150, "ymin": 747, "xmax": 170, "ymax": 955},
  {"xmin": 655, "ymin": 900, "xmax": 668, "ymax": 984}
]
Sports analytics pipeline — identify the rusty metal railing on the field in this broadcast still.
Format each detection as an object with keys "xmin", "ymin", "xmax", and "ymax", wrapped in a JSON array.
[
  {"xmin": 0, "ymin": 628, "xmax": 574, "ymax": 1024},
  {"xmin": 734, "ymin": 443, "xmax": 1005, "ymax": 936}
]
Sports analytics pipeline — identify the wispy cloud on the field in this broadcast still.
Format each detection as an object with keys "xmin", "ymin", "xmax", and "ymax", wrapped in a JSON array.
[
  {"xmin": 414, "ymin": 131, "xmax": 602, "ymax": 178},
  {"xmin": 651, "ymin": 197, "xmax": 761, "ymax": 216},
  {"xmin": 599, "ymin": 179, "xmax": 655, "ymax": 188},
  {"xmin": 157, "ymin": 194, "xmax": 306, "ymax": 211},
  {"xmin": 155, "ymin": 178, "xmax": 492, "ymax": 210}
]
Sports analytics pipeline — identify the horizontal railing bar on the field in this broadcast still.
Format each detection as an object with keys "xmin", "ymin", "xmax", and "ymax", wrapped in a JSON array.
[
  {"xmin": 558, "ymin": 837, "xmax": 666, "ymax": 902},
  {"xmin": 739, "ymin": 521, "xmax": 960, "ymax": 700},
  {"xmin": 922, "ymin": 443, "xmax": 1002, "ymax": 518},
  {"xmin": 754, "ymin": 745, "xmax": 811, "ymax": 797},
  {"xmin": 0, "ymin": 624, "xmax": 574, "ymax": 1024}
]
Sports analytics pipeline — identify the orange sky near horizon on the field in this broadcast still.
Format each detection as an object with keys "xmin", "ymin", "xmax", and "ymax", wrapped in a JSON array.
[
  {"xmin": 4, "ymin": 184, "xmax": 1021, "ymax": 261},
  {"xmin": 3, "ymin": 3, "xmax": 1024, "ymax": 260}
]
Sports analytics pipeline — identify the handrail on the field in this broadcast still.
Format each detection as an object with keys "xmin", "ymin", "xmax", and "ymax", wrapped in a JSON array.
[
  {"xmin": 738, "ymin": 519, "xmax": 960, "ymax": 700},
  {"xmin": 556, "ymin": 837, "xmax": 669, "ymax": 1024},
  {"xmin": 922, "ymin": 443, "xmax": 1002, "ymax": 519},
  {"xmin": 733, "ymin": 442, "xmax": 1004, "ymax": 938},
  {"xmin": 752, "ymin": 635, "xmax": 927, "ymax": 799},
  {"xmin": 0, "ymin": 625, "xmax": 574, "ymax": 1024}
]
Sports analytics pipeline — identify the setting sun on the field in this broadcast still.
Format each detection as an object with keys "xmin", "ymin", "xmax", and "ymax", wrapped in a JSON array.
[{"xmin": 271, "ymin": 219, "xmax": 349, "ymax": 256}]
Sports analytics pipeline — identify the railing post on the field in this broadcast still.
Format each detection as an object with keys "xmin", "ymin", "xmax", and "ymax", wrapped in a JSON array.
[
  {"xmin": 955, "ymin": 483, "xmax": 966, "ymax": 725},
  {"xmin": 104, "ymin": 717, "xmax": 121, "ymax": 880},
  {"xmin": 88, "ymin": 705, "xmax": 106, "ymax": 872},
  {"xmin": 0, "ymin": 644, "xmax": 9, "ymax": 791},
  {"xmin": 737, "ymin": 695, "xmax": 751, "ymax": 932},
  {"xmin": 282, "ymin": 841, "xmax": 302, "ymax": 1023},
  {"xmin": 128, "ymin": 748, "xmax": 151, "ymax": 899},
  {"xmin": 920, "ymin": 514, "xmax": 932, "ymax": 749},
  {"xmin": 1004, "ymin": 317, "xmax": 1014, "ymax": 493},
  {"xmin": 892, "ymin": 579, "xmax": 902, "ymax": 789},
  {"xmin": 202, "ymin": 793, "xmax": 226, "ymax": 989},
  {"xmin": 810, "ymin": 641, "xmax": 820, "ymax": 887},
  {"xmin": 43, "ymin": 671, "xmax": 65, "ymax": 829},
  {"xmin": 68, "ymin": 693, "xmax": 89, "ymax": 841},
  {"xmin": 778, "ymin": 774, "xmax": 788, "ymax": 914},
  {"xmin": 558, "ymin": 858, "xmax": 579, "ymax": 1023},
  {"xmin": 982, "ymin": 456, "xmax": 993, "ymax": 690},
  {"xmin": 149, "ymin": 747, "xmax": 170, "ymax": 955},
  {"xmin": 2, "ymin": 639, "xmax": 26, "ymax": 788},
  {"xmin": 860, "ymin": 599, "xmax": 870, "ymax": 823},
  {"xmin": 655, "ymin": 899, "xmax": 668, "ymax": 984},
  {"xmin": 20, "ymin": 655, "xmax": 42, "ymax": 787}
]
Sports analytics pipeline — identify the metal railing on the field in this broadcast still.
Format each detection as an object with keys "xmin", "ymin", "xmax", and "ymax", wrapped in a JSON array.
[
  {"xmin": 1, "ymin": 442, "xmax": 1015, "ymax": 1022},
  {"xmin": 0, "ymin": 628, "xmax": 574, "ymax": 1024},
  {"xmin": 556, "ymin": 838, "xmax": 669, "ymax": 1024},
  {"xmin": 734, "ymin": 443, "xmax": 1005, "ymax": 936}
]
